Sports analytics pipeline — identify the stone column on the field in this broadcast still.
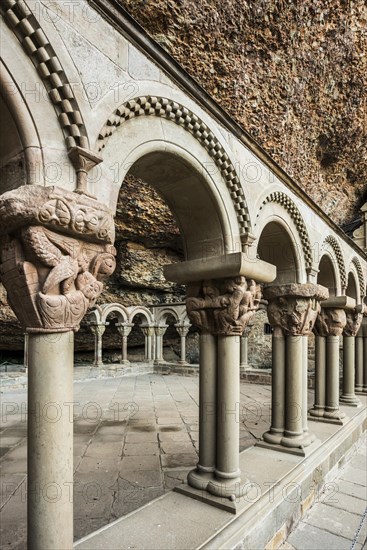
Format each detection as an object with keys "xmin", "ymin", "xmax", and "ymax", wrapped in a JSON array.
[
  {"xmin": 116, "ymin": 323, "xmax": 134, "ymax": 365},
  {"xmin": 259, "ymin": 283, "xmax": 328, "ymax": 455},
  {"xmin": 309, "ymin": 303, "xmax": 347, "ymax": 424},
  {"xmin": 355, "ymin": 326, "xmax": 363, "ymax": 393},
  {"xmin": 140, "ymin": 324, "xmax": 154, "ymax": 362},
  {"xmin": 185, "ymin": 277, "xmax": 262, "ymax": 499},
  {"xmin": 154, "ymin": 324, "xmax": 168, "ymax": 364},
  {"xmin": 340, "ymin": 309, "xmax": 363, "ymax": 407},
  {"xmin": 23, "ymin": 332, "xmax": 29, "ymax": 372},
  {"xmin": 240, "ymin": 322, "xmax": 253, "ymax": 372},
  {"xmin": 88, "ymin": 322, "xmax": 107, "ymax": 367},
  {"xmin": 363, "ymin": 314, "xmax": 367, "ymax": 394},
  {"xmin": 262, "ymin": 327, "xmax": 285, "ymax": 444},
  {"xmin": 187, "ymin": 332, "xmax": 217, "ymax": 490},
  {"xmin": 0, "ymin": 185, "xmax": 116, "ymax": 549},
  {"xmin": 174, "ymin": 323, "xmax": 191, "ymax": 364}
]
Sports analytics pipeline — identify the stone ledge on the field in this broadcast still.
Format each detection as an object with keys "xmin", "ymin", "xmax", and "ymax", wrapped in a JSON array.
[{"xmin": 75, "ymin": 398, "xmax": 366, "ymax": 550}]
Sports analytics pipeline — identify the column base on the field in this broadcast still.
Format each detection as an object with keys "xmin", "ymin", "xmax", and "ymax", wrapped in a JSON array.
[
  {"xmin": 308, "ymin": 406, "xmax": 325, "ymax": 419},
  {"xmin": 92, "ymin": 362, "xmax": 104, "ymax": 368},
  {"xmin": 355, "ymin": 389, "xmax": 367, "ymax": 395},
  {"xmin": 207, "ymin": 472, "xmax": 244, "ymax": 500},
  {"xmin": 262, "ymin": 429, "xmax": 283, "ymax": 446},
  {"xmin": 256, "ymin": 437, "xmax": 321, "ymax": 457},
  {"xmin": 178, "ymin": 360, "xmax": 189, "ymax": 365},
  {"xmin": 121, "ymin": 359, "xmax": 130, "ymax": 366},
  {"xmin": 340, "ymin": 394, "xmax": 361, "ymax": 407},
  {"xmin": 308, "ymin": 413, "xmax": 347, "ymax": 426},
  {"xmin": 187, "ymin": 467, "xmax": 214, "ymax": 491}
]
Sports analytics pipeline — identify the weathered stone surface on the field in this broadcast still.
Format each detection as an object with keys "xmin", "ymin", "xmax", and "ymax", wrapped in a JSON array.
[
  {"xmin": 314, "ymin": 307, "xmax": 347, "ymax": 337},
  {"xmin": 119, "ymin": 0, "xmax": 367, "ymax": 225}
]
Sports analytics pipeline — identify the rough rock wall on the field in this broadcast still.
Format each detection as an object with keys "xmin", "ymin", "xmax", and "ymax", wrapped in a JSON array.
[{"xmin": 120, "ymin": 0, "xmax": 367, "ymax": 224}]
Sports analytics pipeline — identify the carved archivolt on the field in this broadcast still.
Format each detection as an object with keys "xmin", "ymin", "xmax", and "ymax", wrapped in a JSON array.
[
  {"xmin": 186, "ymin": 276, "xmax": 261, "ymax": 336},
  {"xmin": 323, "ymin": 235, "xmax": 347, "ymax": 290},
  {"xmin": 96, "ymin": 96, "xmax": 251, "ymax": 236},
  {"xmin": 256, "ymin": 192, "xmax": 313, "ymax": 269},
  {"xmin": 1, "ymin": 0, "xmax": 88, "ymax": 151},
  {"xmin": 350, "ymin": 256, "xmax": 366, "ymax": 299},
  {"xmin": 0, "ymin": 185, "xmax": 116, "ymax": 332}
]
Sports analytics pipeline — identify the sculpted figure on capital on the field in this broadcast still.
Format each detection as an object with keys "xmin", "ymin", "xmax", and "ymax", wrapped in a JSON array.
[
  {"xmin": 0, "ymin": 185, "xmax": 116, "ymax": 333},
  {"xmin": 186, "ymin": 276, "xmax": 261, "ymax": 335}
]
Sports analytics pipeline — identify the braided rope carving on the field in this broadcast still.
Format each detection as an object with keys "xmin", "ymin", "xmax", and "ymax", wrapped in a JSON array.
[
  {"xmin": 256, "ymin": 191, "xmax": 313, "ymax": 268},
  {"xmin": 351, "ymin": 256, "xmax": 366, "ymax": 298},
  {"xmin": 324, "ymin": 235, "xmax": 347, "ymax": 289},
  {"xmin": 2, "ymin": 0, "xmax": 88, "ymax": 150},
  {"xmin": 96, "ymin": 96, "xmax": 251, "ymax": 235}
]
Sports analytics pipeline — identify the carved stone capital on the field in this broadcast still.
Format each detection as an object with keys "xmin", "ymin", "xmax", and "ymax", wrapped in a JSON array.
[
  {"xmin": 264, "ymin": 283, "xmax": 329, "ymax": 336},
  {"xmin": 88, "ymin": 323, "xmax": 108, "ymax": 337},
  {"xmin": 116, "ymin": 323, "xmax": 134, "ymax": 337},
  {"xmin": 186, "ymin": 276, "xmax": 261, "ymax": 336},
  {"xmin": 0, "ymin": 185, "xmax": 116, "ymax": 333},
  {"xmin": 343, "ymin": 310, "xmax": 363, "ymax": 337},
  {"xmin": 140, "ymin": 325, "xmax": 155, "ymax": 337},
  {"xmin": 154, "ymin": 324, "xmax": 168, "ymax": 337},
  {"xmin": 175, "ymin": 323, "xmax": 190, "ymax": 338},
  {"xmin": 314, "ymin": 308, "xmax": 347, "ymax": 337}
]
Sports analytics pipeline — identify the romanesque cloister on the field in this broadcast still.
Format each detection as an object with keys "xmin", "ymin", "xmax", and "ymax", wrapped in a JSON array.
[{"xmin": 0, "ymin": 1, "xmax": 366, "ymax": 549}]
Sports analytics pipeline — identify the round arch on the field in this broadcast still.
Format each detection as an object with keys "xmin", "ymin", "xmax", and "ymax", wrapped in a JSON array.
[
  {"xmin": 317, "ymin": 253, "xmax": 339, "ymax": 297},
  {"xmin": 318, "ymin": 235, "xmax": 346, "ymax": 293},
  {"xmin": 100, "ymin": 303, "xmax": 129, "ymax": 324},
  {"xmin": 254, "ymin": 209, "xmax": 307, "ymax": 284},
  {"xmin": 345, "ymin": 268, "xmax": 360, "ymax": 303},
  {"xmin": 128, "ymin": 306, "xmax": 154, "ymax": 325},
  {"xmin": 155, "ymin": 307, "xmax": 181, "ymax": 324},
  {"xmin": 91, "ymin": 102, "xmax": 248, "ymax": 261}
]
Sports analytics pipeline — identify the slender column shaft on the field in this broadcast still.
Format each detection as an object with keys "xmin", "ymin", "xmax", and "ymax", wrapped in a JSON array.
[
  {"xmin": 146, "ymin": 334, "xmax": 152, "ymax": 361},
  {"xmin": 355, "ymin": 331, "xmax": 363, "ymax": 392},
  {"xmin": 310, "ymin": 336, "xmax": 326, "ymax": 417},
  {"xmin": 340, "ymin": 336, "xmax": 360, "ymax": 406},
  {"xmin": 188, "ymin": 334, "xmax": 216, "ymax": 490},
  {"xmin": 240, "ymin": 335, "xmax": 249, "ymax": 369},
  {"xmin": 28, "ymin": 332, "xmax": 74, "ymax": 550},
  {"xmin": 363, "ymin": 334, "xmax": 367, "ymax": 393},
  {"xmin": 24, "ymin": 332, "xmax": 29, "ymax": 372},
  {"xmin": 122, "ymin": 335, "xmax": 128, "ymax": 363},
  {"xmin": 283, "ymin": 335, "xmax": 304, "ymax": 443},
  {"xmin": 263, "ymin": 328, "xmax": 285, "ymax": 444},
  {"xmin": 325, "ymin": 335, "xmax": 344, "ymax": 419},
  {"xmin": 180, "ymin": 335, "xmax": 186, "ymax": 363},
  {"xmin": 207, "ymin": 335, "xmax": 243, "ymax": 497},
  {"xmin": 95, "ymin": 332, "xmax": 103, "ymax": 366},
  {"xmin": 302, "ymin": 335, "xmax": 308, "ymax": 432}
]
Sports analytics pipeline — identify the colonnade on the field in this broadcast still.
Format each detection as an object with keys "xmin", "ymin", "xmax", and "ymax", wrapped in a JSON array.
[{"xmin": 87, "ymin": 310, "xmax": 191, "ymax": 367}]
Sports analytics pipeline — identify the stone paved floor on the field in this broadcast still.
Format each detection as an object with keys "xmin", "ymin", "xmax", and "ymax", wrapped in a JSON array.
[
  {"xmin": 280, "ymin": 433, "xmax": 367, "ymax": 550},
  {"xmin": 0, "ymin": 371, "xmax": 274, "ymax": 549}
]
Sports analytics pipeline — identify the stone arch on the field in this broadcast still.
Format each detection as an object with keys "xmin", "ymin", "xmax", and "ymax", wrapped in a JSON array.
[
  {"xmin": 0, "ymin": 60, "xmax": 44, "ymax": 189},
  {"xmin": 255, "ymin": 192, "xmax": 313, "ymax": 271},
  {"xmin": 322, "ymin": 235, "xmax": 347, "ymax": 291},
  {"xmin": 155, "ymin": 306, "xmax": 181, "ymax": 325},
  {"xmin": 128, "ymin": 306, "xmax": 154, "ymax": 325},
  {"xmin": 317, "ymin": 254, "xmax": 339, "ymax": 297},
  {"xmin": 95, "ymin": 95, "xmax": 251, "ymax": 238},
  {"xmin": 349, "ymin": 257, "xmax": 365, "ymax": 300},
  {"xmin": 86, "ymin": 307, "xmax": 103, "ymax": 325},
  {"xmin": 100, "ymin": 303, "xmax": 129, "ymax": 324},
  {"xmin": 1, "ymin": 0, "xmax": 88, "ymax": 151}
]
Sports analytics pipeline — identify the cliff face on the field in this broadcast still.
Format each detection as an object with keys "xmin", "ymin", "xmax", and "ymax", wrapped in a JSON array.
[
  {"xmin": 1, "ymin": 1, "xmax": 366, "ymax": 355},
  {"xmin": 120, "ymin": 0, "xmax": 367, "ymax": 224}
]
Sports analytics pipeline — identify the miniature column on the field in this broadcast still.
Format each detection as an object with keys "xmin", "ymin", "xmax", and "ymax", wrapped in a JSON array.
[
  {"xmin": 340, "ymin": 308, "xmax": 363, "ymax": 406},
  {"xmin": 116, "ymin": 322, "xmax": 134, "ymax": 365},
  {"xmin": 309, "ymin": 300, "xmax": 347, "ymax": 424},
  {"xmin": 89, "ymin": 322, "xmax": 108, "ymax": 367},
  {"xmin": 240, "ymin": 322, "xmax": 253, "ymax": 372},
  {"xmin": 260, "ymin": 283, "xmax": 328, "ymax": 455},
  {"xmin": 175, "ymin": 323, "xmax": 191, "ymax": 364},
  {"xmin": 154, "ymin": 324, "xmax": 168, "ymax": 364},
  {"xmin": 140, "ymin": 324, "xmax": 154, "ymax": 362},
  {"xmin": 0, "ymin": 185, "xmax": 116, "ymax": 550}
]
